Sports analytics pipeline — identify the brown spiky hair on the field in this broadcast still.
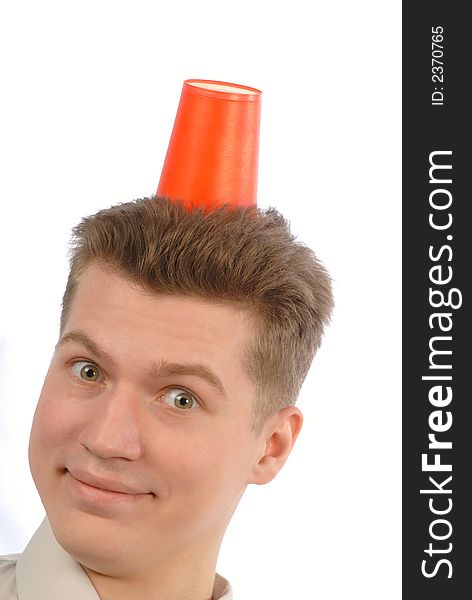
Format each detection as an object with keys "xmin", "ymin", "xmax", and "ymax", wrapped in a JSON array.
[{"xmin": 60, "ymin": 196, "xmax": 333, "ymax": 432}]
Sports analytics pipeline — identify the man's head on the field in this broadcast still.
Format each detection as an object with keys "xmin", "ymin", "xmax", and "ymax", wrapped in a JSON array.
[
  {"xmin": 60, "ymin": 196, "xmax": 333, "ymax": 429},
  {"xmin": 28, "ymin": 196, "xmax": 332, "ymax": 582}
]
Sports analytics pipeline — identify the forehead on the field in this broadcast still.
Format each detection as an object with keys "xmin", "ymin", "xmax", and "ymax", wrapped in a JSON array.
[{"xmin": 63, "ymin": 264, "xmax": 255, "ymax": 391}]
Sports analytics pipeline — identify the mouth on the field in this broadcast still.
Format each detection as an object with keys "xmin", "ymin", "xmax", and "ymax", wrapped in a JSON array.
[{"xmin": 66, "ymin": 469, "xmax": 154, "ymax": 507}]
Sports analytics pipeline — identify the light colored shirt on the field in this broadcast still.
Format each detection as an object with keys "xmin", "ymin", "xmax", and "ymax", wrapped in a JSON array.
[{"xmin": 0, "ymin": 518, "xmax": 232, "ymax": 599}]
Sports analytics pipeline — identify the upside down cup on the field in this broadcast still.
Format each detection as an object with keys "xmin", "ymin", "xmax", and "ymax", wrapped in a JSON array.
[{"xmin": 157, "ymin": 79, "xmax": 262, "ymax": 209}]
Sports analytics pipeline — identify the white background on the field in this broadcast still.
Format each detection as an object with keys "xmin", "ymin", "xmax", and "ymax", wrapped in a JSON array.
[{"xmin": 0, "ymin": 1, "xmax": 401, "ymax": 598}]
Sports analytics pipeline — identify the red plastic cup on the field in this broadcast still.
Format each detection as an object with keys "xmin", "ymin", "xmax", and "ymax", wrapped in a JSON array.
[{"xmin": 157, "ymin": 79, "xmax": 262, "ymax": 209}]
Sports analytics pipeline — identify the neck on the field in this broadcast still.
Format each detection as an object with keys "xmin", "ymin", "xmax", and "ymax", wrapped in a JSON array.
[{"xmin": 82, "ymin": 540, "xmax": 220, "ymax": 600}]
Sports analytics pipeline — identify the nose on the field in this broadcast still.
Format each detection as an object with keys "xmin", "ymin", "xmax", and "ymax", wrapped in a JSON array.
[{"xmin": 78, "ymin": 385, "xmax": 144, "ymax": 460}]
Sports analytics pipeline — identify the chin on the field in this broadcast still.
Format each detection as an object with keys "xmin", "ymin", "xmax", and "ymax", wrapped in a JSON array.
[{"xmin": 50, "ymin": 511, "xmax": 137, "ymax": 576}]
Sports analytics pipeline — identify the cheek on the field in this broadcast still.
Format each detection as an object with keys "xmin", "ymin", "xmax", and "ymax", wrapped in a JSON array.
[
  {"xmin": 29, "ymin": 376, "xmax": 78, "ymax": 460},
  {"xmin": 157, "ymin": 424, "xmax": 253, "ymax": 502}
]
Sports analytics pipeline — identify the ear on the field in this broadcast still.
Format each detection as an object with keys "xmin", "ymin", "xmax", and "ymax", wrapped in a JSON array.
[{"xmin": 249, "ymin": 406, "xmax": 303, "ymax": 485}]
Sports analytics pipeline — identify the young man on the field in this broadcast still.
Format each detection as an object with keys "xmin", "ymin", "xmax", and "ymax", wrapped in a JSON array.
[{"xmin": 0, "ymin": 81, "xmax": 333, "ymax": 599}]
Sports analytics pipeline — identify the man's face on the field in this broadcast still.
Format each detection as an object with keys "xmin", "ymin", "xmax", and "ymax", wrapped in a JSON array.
[{"xmin": 29, "ymin": 263, "xmax": 267, "ymax": 577}]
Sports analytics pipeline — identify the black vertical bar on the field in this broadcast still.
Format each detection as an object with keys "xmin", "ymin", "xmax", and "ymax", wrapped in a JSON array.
[{"xmin": 403, "ymin": 3, "xmax": 471, "ymax": 598}]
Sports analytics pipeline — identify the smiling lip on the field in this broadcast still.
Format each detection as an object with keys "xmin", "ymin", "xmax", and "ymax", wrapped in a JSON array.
[{"xmin": 66, "ymin": 469, "xmax": 152, "ymax": 503}]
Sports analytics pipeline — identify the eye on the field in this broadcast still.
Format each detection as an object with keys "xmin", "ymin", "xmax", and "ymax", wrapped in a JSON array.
[
  {"xmin": 161, "ymin": 388, "xmax": 200, "ymax": 411},
  {"xmin": 71, "ymin": 361, "xmax": 101, "ymax": 382}
]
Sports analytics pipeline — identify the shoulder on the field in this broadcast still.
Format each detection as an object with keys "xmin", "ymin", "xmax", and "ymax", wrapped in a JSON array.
[
  {"xmin": 0, "ymin": 554, "xmax": 19, "ymax": 598},
  {"xmin": 0, "ymin": 553, "xmax": 19, "ymax": 571}
]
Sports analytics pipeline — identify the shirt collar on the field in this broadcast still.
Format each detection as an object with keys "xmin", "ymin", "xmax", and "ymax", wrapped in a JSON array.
[
  {"xmin": 16, "ymin": 518, "xmax": 99, "ymax": 600},
  {"xmin": 213, "ymin": 573, "xmax": 233, "ymax": 599},
  {"xmin": 16, "ymin": 518, "xmax": 233, "ymax": 599}
]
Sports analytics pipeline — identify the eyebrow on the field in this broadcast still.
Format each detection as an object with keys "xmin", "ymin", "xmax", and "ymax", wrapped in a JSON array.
[
  {"xmin": 56, "ymin": 330, "xmax": 228, "ymax": 399},
  {"xmin": 145, "ymin": 360, "xmax": 227, "ymax": 399},
  {"xmin": 56, "ymin": 331, "xmax": 116, "ymax": 366}
]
